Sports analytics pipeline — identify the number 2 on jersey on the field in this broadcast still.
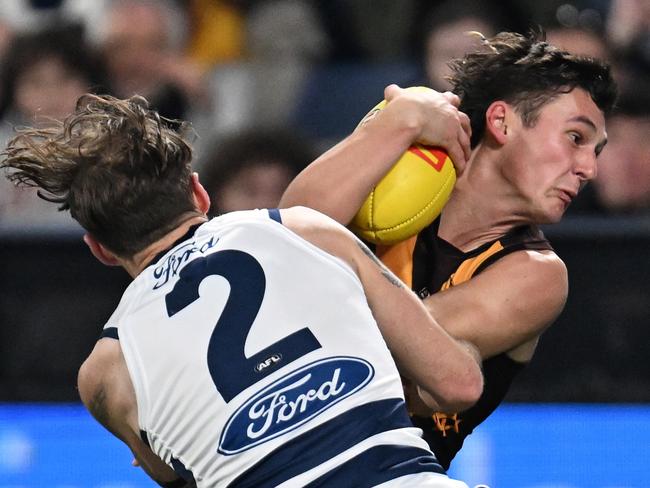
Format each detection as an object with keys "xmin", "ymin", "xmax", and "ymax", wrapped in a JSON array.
[{"xmin": 165, "ymin": 250, "xmax": 322, "ymax": 402}]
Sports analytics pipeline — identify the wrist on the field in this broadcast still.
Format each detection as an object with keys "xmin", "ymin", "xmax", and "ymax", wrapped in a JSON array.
[{"xmin": 381, "ymin": 97, "xmax": 424, "ymax": 141}]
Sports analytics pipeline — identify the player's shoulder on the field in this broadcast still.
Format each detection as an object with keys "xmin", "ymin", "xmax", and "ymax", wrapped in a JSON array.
[
  {"xmin": 280, "ymin": 206, "xmax": 347, "ymax": 230},
  {"xmin": 487, "ymin": 247, "xmax": 568, "ymax": 299},
  {"xmin": 491, "ymin": 246, "xmax": 566, "ymax": 277},
  {"xmin": 77, "ymin": 338, "xmax": 125, "ymax": 419},
  {"xmin": 508, "ymin": 247, "xmax": 567, "ymax": 277},
  {"xmin": 280, "ymin": 206, "xmax": 361, "ymax": 270},
  {"xmin": 280, "ymin": 206, "xmax": 354, "ymax": 242}
]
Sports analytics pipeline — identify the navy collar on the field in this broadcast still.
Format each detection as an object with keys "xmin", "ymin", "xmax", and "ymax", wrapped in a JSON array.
[{"xmin": 148, "ymin": 222, "xmax": 204, "ymax": 267}]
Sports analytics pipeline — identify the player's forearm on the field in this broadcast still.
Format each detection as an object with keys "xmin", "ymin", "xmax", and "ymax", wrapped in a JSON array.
[
  {"xmin": 414, "ymin": 333, "xmax": 484, "ymax": 413},
  {"xmin": 280, "ymin": 111, "xmax": 418, "ymax": 225},
  {"xmin": 368, "ymin": 284, "xmax": 484, "ymax": 412}
]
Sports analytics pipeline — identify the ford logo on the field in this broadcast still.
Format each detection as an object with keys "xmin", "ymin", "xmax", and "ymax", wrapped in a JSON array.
[{"xmin": 218, "ymin": 356, "xmax": 374, "ymax": 455}]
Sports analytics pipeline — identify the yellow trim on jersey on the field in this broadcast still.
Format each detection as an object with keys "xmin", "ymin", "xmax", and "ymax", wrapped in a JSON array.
[
  {"xmin": 376, "ymin": 236, "xmax": 505, "ymax": 292},
  {"xmin": 440, "ymin": 241, "xmax": 504, "ymax": 291},
  {"xmin": 375, "ymin": 236, "xmax": 418, "ymax": 288}
]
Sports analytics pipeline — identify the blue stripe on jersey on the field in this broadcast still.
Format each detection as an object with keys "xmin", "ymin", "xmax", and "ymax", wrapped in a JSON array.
[
  {"xmin": 170, "ymin": 456, "xmax": 196, "ymax": 484},
  {"xmin": 99, "ymin": 327, "xmax": 119, "ymax": 340},
  {"xmin": 141, "ymin": 429, "xmax": 196, "ymax": 485},
  {"xmin": 161, "ymin": 477, "xmax": 191, "ymax": 488},
  {"xmin": 139, "ymin": 429, "xmax": 150, "ymax": 446},
  {"xmin": 228, "ymin": 398, "xmax": 441, "ymax": 488},
  {"xmin": 267, "ymin": 208, "xmax": 282, "ymax": 223},
  {"xmin": 305, "ymin": 444, "xmax": 444, "ymax": 488}
]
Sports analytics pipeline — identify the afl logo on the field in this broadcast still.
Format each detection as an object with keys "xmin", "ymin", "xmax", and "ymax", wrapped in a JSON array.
[
  {"xmin": 255, "ymin": 354, "xmax": 282, "ymax": 373},
  {"xmin": 218, "ymin": 357, "xmax": 374, "ymax": 455}
]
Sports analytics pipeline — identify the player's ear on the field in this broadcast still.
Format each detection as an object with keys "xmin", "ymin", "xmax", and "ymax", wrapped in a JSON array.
[
  {"xmin": 191, "ymin": 172, "xmax": 210, "ymax": 215},
  {"xmin": 83, "ymin": 234, "xmax": 120, "ymax": 266},
  {"xmin": 484, "ymin": 101, "xmax": 509, "ymax": 145}
]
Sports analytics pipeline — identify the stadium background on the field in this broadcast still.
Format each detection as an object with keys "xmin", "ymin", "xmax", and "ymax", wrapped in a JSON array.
[{"xmin": 1, "ymin": 0, "xmax": 649, "ymax": 486}]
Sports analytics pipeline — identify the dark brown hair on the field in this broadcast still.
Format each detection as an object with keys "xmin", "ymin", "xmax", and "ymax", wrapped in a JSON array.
[
  {"xmin": 1, "ymin": 94, "xmax": 195, "ymax": 257},
  {"xmin": 448, "ymin": 30, "xmax": 618, "ymax": 147}
]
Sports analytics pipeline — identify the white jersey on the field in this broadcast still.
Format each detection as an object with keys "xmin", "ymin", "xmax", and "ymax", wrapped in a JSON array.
[{"xmin": 103, "ymin": 209, "xmax": 467, "ymax": 488}]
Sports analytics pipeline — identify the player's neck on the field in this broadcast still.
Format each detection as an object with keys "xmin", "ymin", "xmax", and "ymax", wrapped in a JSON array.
[
  {"xmin": 121, "ymin": 213, "xmax": 209, "ymax": 278},
  {"xmin": 439, "ymin": 150, "xmax": 529, "ymax": 250},
  {"xmin": 439, "ymin": 199, "xmax": 518, "ymax": 251}
]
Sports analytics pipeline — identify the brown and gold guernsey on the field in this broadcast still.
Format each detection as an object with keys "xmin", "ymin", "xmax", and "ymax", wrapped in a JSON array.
[{"xmin": 375, "ymin": 218, "xmax": 554, "ymax": 470}]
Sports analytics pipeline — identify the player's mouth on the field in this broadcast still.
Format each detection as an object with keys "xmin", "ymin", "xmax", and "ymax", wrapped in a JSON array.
[{"xmin": 556, "ymin": 188, "xmax": 577, "ymax": 206}]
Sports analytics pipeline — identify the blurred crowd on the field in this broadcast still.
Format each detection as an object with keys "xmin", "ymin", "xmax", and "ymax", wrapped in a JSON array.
[{"xmin": 0, "ymin": 0, "xmax": 648, "ymax": 227}]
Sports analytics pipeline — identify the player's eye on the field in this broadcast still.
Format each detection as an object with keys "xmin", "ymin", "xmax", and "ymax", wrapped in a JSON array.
[{"xmin": 568, "ymin": 131, "xmax": 583, "ymax": 144}]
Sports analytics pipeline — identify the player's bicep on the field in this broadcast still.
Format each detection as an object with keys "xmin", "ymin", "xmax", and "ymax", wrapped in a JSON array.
[
  {"xmin": 423, "ymin": 250, "xmax": 568, "ymax": 359},
  {"xmin": 78, "ymin": 339, "xmax": 126, "ymax": 438},
  {"xmin": 78, "ymin": 340, "xmax": 183, "ymax": 486}
]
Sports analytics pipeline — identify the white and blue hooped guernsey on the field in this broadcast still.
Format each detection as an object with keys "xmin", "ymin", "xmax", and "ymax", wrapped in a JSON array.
[{"xmin": 101, "ymin": 209, "xmax": 464, "ymax": 487}]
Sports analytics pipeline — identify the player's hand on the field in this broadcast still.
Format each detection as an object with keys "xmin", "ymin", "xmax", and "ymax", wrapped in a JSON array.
[{"xmin": 383, "ymin": 84, "xmax": 472, "ymax": 175}]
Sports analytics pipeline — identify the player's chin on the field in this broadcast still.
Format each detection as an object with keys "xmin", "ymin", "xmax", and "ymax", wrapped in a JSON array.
[
  {"xmin": 550, "ymin": 207, "xmax": 570, "ymax": 223},
  {"xmin": 537, "ymin": 204, "xmax": 567, "ymax": 224},
  {"xmin": 550, "ymin": 195, "xmax": 574, "ymax": 220}
]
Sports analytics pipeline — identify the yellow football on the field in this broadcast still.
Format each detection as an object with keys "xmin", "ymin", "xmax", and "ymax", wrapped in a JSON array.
[{"xmin": 350, "ymin": 89, "xmax": 456, "ymax": 245}]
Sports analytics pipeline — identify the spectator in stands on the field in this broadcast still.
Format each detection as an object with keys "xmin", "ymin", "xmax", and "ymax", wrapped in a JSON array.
[
  {"xmin": 205, "ymin": 0, "xmax": 330, "ymax": 132},
  {"xmin": 200, "ymin": 128, "xmax": 316, "ymax": 216},
  {"xmin": 184, "ymin": 0, "xmax": 246, "ymax": 67},
  {"xmin": 420, "ymin": 0, "xmax": 515, "ymax": 91},
  {"xmin": 86, "ymin": 0, "xmax": 208, "ymax": 121},
  {"xmin": 0, "ymin": 0, "xmax": 100, "ymax": 34},
  {"xmin": 0, "ymin": 18, "xmax": 13, "ymax": 61},
  {"xmin": 605, "ymin": 0, "xmax": 650, "ymax": 92},
  {"xmin": 606, "ymin": 0, "xmax": 650, "ymax": 62},
  {"xmin": 543, "ymin": 20, "xmax": 624, "ymax": 87},
  {"xmin": 545, "ymin": 24, "xmax": 610, "ymax": 60},
  {"xmin": 0, "ymin": 24, "xmax": 106, "ymax": 225},
  {"xmin": 314, "ymin": 0, "xmax": 420, "ymax": 62},
  {"xmin": 0, "ymin": 24, "xmax": 106, "ymax": 141}
]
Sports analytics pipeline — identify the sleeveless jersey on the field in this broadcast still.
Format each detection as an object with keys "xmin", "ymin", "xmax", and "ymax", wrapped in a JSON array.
[
  {"xmin": 101, "ymin": 209, "xmax": 465, "ymax": 487},
  {"xmin": 376, "ymin": 218, "xmax": 553, "ymax": 470}
]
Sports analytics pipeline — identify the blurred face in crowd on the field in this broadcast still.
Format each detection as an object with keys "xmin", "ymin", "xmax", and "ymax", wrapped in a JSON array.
[
  {"xmin": 425, "ymin": 18, "xmax": 494, "ymax": 90},
  {"xmin": 14, "ymin": 56, "xmax": 88, "ymax": 121},
  {"xmin": 593, "ymin": 114, "xmax": 650, "ymax": 210},
  {"xmin": 545, "ymin": 28, "xmax": 609, "ymax": 59},
  {"xmin": 0, "ymin": 20, "xmax": 13, "ymax": 60},
  {"xmin": 213, "ymin": 161, "xmax": 296, "ymax": 213},
  {"xmin": 101, "ymin": 2, "xmax": 170, "ymax": 98}
]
